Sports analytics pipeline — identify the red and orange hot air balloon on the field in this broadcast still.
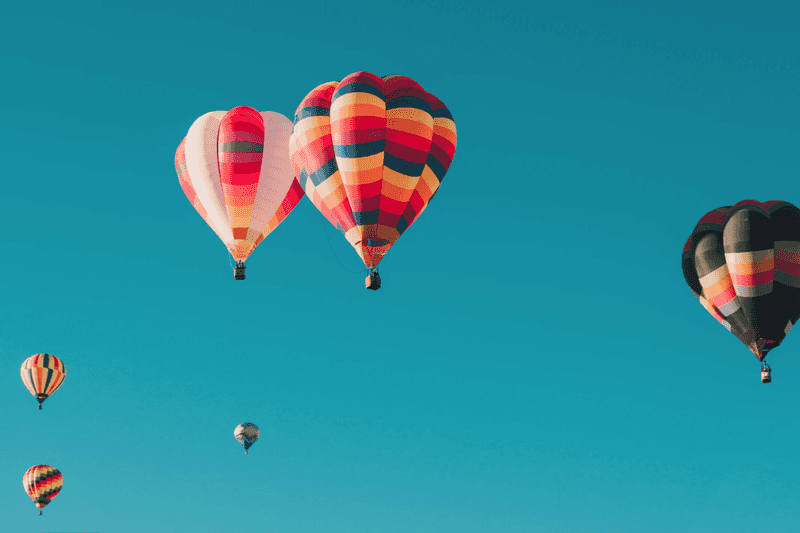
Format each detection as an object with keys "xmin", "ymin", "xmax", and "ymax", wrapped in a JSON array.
[
  {"xmin": 289, "ymin": 72, "xmax": 457, "ymax": 290},
  {"xmin": 23, "ymin": 465, "xmax": 62, "ymax": 515},
  {"xmin": 682, "ymin": 200, "xmax": 800, "ymax": 382},
  {"xmin": 20, "ymin": 354, "xmax": 66, "ymax": 409},
  {"xmin": 176, "ymin": 107, "xmax": 304, "ymax": 279}
]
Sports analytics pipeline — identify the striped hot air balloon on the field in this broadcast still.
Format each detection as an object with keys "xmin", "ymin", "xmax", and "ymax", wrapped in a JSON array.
[
  {"xmin": 20, "ymin": 354, "xmax": 66, "ymax": 409},
  {"xmin": 682, "ymin": 200, "xmax": 800, "ymax": 382},
  {"xmin": 176, "ymin": 107, "xmax": 304, "ymax": 280},
  {"xmin": 289, "ymin": 72, "xmax": 457, "ymax": 290},
  {"xmin": 234, "ymin": 423, "xmax": 260, "ymax": 454},
  {"xmin": 23, "ymin": 465, "xmax": 62, "ymax": 515}
]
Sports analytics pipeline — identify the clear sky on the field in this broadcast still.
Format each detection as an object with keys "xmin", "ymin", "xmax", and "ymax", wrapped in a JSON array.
[{"xmin": 1, "ymin": 0, "xmax": 799, "ymax": 532}]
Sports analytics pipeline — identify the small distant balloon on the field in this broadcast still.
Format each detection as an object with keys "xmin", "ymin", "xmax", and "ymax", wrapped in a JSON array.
[
  {"xmin": 234, "ymin": 423, "xmax": 260, "ymax": 454},
  {"xmin": 20, "ymin": 354, "xmax": 66, "ymax": 409},
  {"xmin": 23, "ymin": 465, "xmax": 62, "ymax": 515}
]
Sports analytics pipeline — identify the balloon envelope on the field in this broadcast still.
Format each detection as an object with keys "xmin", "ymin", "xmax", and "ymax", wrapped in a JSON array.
[
  {"xmin": 23, "ymin": 465, "xmax": 62, "ymax": 513},
  {"xmin": 20, "ymin": 354, "xmax": 66, "ymax": 408},
  {"xmin": 176, "ymin": 107, "xmax": 304, "ymax": 264},
  {"xmin": 682, "ymin": 200, "xmax": 800, "ymax": 360},
  {"xmin": 289, "ymin": 72, "xmax": 457, "ymax": 270}
]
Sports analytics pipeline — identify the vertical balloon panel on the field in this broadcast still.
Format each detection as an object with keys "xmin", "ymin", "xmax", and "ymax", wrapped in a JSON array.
[
  {"xmin": 184, "ymin": 112, "xmax": 233, "ymax": 249},
  {"xmin": 767, "ymin": 201, "xmax": 800, "ymax": 348},
  {"xmin": 686, "ymin": 206, "xmax": 759, "ymax": 357},
  {"xmin": 376, "ymin": 75, "xmax": 434, "ymax": 257},
  {"xmin": 291, "ymin": 83, "xmax": 358, "ymax": 241},
  {"xmin": 245, "ymin": 112, "xmax": 298, "ymax": 250},
  {"xmin": 330, "ymin": 72, "xmax": 388, "ymax": 266},
  {"xmin": 218, "ymin": 107, "xmax": 265, "ymax": 261},
  {"xmin": 406, "ymin": 93, "xmax": 457, "ymax": 231},
  {"xmin": 175, "ymin": 138, "xmax": 228, "ymax": 246},
  {"xmin": 723, "ymin": 201, "xmax": 778, "ymax": 345},
  {"xmin": 683, "ymin": 237, "xmax": 731, "ymax": 330}
]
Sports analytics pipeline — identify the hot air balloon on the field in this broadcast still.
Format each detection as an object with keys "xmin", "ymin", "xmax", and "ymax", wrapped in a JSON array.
[
  {"xmin": 682, "ymin": 200, "xmax": 800, "ymax": 382},
  {"xmin": 234, "ymin": 423, "xmax": 259, "ymax": 454},
  {"xmin": 289, "ymin": 72, "xmax": 457, "ymax": 290},
  {"xmin": 176, "ymin": 107, "xmax": 304, "ymax": 279},
  {"xmin": 20, "ymin": 354, "xmax": 66, "ymax": 409},
  {"xmin": 23, "ymin": 465, "xmax": 62, "ymax": 515}
]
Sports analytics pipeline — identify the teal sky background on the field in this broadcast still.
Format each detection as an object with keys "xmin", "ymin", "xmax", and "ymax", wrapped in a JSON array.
[{"xmin": 1, "ymin": 1, "xmax": 799, "ymax": 531}]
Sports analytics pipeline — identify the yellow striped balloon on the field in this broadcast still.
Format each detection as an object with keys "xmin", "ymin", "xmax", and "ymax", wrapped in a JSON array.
[
  {"xmin": 20, "ymin": 354, "xmax": 66, "ymax": 409},
  {"xmin": 23, "ymin": 465, "xmax": 63, "ymax": 515}
]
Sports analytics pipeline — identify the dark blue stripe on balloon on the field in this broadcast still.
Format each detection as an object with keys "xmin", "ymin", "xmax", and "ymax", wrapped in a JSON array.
[
  {"xmin": 218, "ymin": 141, "xmax": 263, "ymax": 153},
  {"xmin": 387, "ymin": 96, "xmax": 432, "ymax": 114},
  {"xmin": 43, "ymin": 369, "xmax": 53, "ymax": 393},
  {"xmin": 396, "ymin": 215, "xmax": 410, "ymax": 235},
  {"xmin": 432, "ymin": 107, "xmax": 453, "ymax": 120},
  {"xmin": 24, "ymin": 370, "xmax": 36, "ymax": 392},
  {"xmin": 333, "ymin": 82, "xmax": 385, "ymax": 102},
  {"xmin": 297, "ymin": 168, "xmax": 309, "ymax": 191},
  {"xmin": 365, "ymin": 238, "xmax": 389, "ymax": 246},
  {"xmin": 334, "ymin": 139, "xmax": 385, "ymax": 158},
  {"xmin": 294, "ymin": 106, "xmax": 330, "ymax": 123},
  {"xmin": 309, "ymin": 157, "xmax": 338, "ymax": 187},
  {"xmin": 384, "ymin": 152, "xmax": 425, "ymax": 176},
  {"xmin": 426, "ymin": 153, "xmax": 446, "ymax": 181},
  {"xmin": 354, "ymin": 209, "xmax": 379, "ymax": 225}
]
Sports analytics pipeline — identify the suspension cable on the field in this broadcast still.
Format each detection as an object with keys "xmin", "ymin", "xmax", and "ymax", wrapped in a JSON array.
[{"xmin": 318, "ymin": 212, "xmax": 367, "ymax": 274}]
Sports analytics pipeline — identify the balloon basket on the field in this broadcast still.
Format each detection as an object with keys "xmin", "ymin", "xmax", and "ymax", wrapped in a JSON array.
[
  {"xmin": 365, "ymin": 270, "xmax": 381, "ymax": 291},
  {"xmin": 234, "ymin": 265, "xmax": 246, "ymax": 280},
  {"xmin": 761, "ymin": 370, "xmax": 771, "ymax": 383}
]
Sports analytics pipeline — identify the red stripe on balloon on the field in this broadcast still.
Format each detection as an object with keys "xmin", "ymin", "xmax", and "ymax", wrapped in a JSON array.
[{"xmin": 729, "ymin": 271, "xmax": 774, "ymax": 286}]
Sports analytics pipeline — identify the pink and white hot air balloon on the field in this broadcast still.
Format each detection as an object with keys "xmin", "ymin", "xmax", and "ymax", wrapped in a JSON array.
[{"xmin": 175, "ymin": 107, "xmax": 304, "ymax": 279}]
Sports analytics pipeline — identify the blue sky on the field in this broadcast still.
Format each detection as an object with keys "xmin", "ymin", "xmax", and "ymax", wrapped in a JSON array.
[{"xmin": 1, "ymin": 0, "xmax": 799, "ymax": 531}]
